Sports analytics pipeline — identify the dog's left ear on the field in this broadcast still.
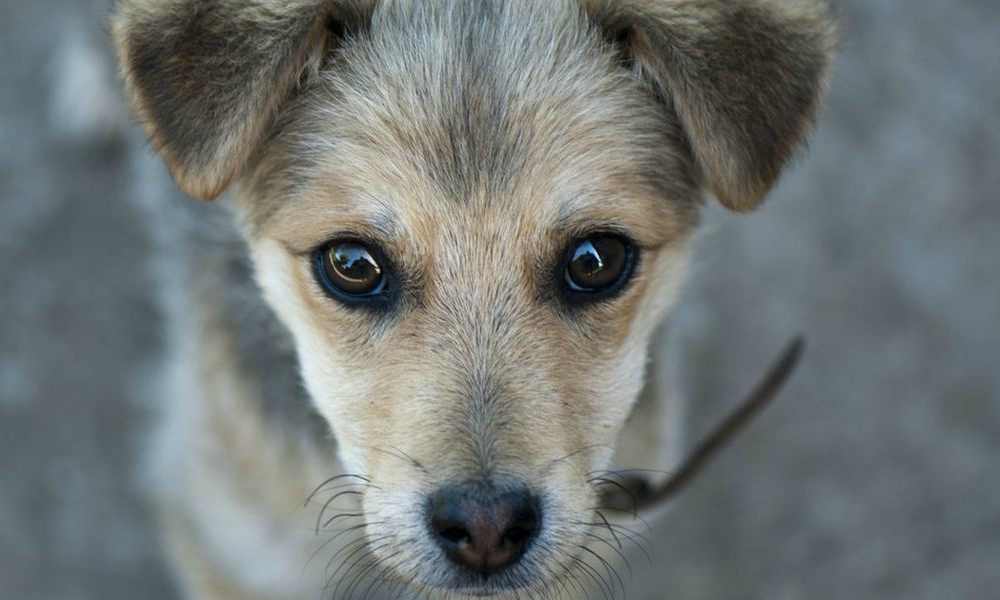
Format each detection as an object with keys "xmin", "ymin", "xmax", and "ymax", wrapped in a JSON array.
[
  {"xmin": 112, "ymin": 0, "xmax": 369, "ymax": 200},
  {"xmin": 584, "ymin": 0, "xmax": 836, "ymax": 211}
]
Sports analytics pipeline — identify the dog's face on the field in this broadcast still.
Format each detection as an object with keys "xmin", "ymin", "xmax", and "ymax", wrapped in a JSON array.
[
  {"xmin": 246, "ymin": 17, "xmax": 700, "ymax": 587},
  {"xmin": 114, "ymin": 0, "xmax": 833, "ymax": 595}
]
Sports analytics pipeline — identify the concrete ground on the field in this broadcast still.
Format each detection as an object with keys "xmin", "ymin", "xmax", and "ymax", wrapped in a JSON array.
[{"xmin": 1, "ymin": 0, "xmax": 998, "ymax": 598}]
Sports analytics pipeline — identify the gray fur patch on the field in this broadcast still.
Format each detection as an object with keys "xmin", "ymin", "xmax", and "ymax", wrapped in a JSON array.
[{"xmin": 134, "ymin": 162, "xmax": 329, "ymax": 441}]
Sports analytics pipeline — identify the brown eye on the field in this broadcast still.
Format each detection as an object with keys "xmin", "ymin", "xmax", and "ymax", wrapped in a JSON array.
[
  {"xmin": 564, "ymin": 235, "xmax": 633, "ymax": 295},
  {"xmin": 320, "ymin": 241, "xmax": 385, "ymax": 297}
]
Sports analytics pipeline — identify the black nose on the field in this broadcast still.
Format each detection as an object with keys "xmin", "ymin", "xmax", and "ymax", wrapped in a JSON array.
[{"xmin": 429, "ymin": 487, "xmax": 541, "ymax": 576}]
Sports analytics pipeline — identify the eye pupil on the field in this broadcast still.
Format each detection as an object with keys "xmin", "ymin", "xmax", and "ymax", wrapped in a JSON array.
[
  {"xmin": 565, "ymin": 235, "xmax": 630, "ymax": 293},
  {"xmin": 324, "ymin": 242, "xmax": 384, "ymax": 296},
  {"xmin": 573, "ymin": 241, "xmax": 605, "ymax": 277}
]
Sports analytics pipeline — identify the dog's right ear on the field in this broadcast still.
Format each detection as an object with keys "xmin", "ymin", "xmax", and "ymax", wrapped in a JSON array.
[{"xmin": 112, "ymin": 0, "xmax": 369, "ymax": 200}]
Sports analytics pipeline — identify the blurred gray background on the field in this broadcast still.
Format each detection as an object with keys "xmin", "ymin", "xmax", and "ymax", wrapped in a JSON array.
[{"xmin": 1, "ymin": 0, "xmax": 998, "ymax": 598}]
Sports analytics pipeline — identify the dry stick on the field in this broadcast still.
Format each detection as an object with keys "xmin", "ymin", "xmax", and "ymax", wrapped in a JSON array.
[{"xmin": 608, "ymin": 337, "xmax": 806, "ymax": 512}]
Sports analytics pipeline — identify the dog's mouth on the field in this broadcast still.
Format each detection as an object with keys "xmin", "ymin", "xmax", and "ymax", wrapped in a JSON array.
[{"xmin": 432, "ymin": 569, "xmax": 550, "ymax": 598}]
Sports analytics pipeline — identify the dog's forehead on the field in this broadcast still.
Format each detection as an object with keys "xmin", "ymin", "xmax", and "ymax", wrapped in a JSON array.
[{"xmin": 246, "ymin": 0, "xmax": 698, "ymax": 239}]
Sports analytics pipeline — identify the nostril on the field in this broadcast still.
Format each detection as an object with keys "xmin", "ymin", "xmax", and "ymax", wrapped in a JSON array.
[
  {"xmin": 439, "ymin": 526, "xmax": 471, "ymax": 545},
  {"xmin": 507, "ymin": 498, "xmax": 540, "ymax": 538},
  {"xmin": 502, "ymin": 524, "xmax": 533, "ymax": 545}
]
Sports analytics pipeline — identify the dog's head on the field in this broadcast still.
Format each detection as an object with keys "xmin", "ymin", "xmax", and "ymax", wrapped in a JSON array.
[{"xmin": 114, "ymin": 0, "xmax": 833, "ymax": 595}]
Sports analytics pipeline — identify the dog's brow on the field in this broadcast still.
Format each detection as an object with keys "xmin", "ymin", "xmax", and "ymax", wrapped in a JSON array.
[
  {"xmin": 552, "ymin": 193, "xmax": 680, "ymax": 246},
  {"xmin": 554, "ymin": 194, "xmax": 620, "ymax": 228},
  {"xmin": 362, "ymin": 207, "xmax": 400, "ymax": 239},
  {"xmin": 265, "ymin": 203, "xmax": 403, "ymax": 254}
]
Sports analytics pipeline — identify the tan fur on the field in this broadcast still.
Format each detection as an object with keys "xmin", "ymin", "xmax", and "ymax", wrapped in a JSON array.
[{"xmin": 114, "ymin": 0, "xmax": 834, "ymax": 597}]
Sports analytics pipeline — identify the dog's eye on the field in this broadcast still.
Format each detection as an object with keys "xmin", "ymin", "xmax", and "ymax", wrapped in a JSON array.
[
  {"xmin": 315, "ymin": 241, "xmax": 386, "ymax": 299},
  {"xmin": 563, "ymin": 234, "xmax": 635, "ymax": 299}
]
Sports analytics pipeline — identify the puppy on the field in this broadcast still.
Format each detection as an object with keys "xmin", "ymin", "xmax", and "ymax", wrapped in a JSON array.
[{"xmin": 112, "ymin": 0, "xmax": 834, "ymax": 597}]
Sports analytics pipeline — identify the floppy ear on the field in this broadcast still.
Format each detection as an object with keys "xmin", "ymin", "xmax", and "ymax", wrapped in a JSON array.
[
  {"xmin": 584, "ymin": 0, "xmax": 836, "ymax": 211},
  {"xmin": 112, "ymin": 0, "xmax": 368, "ymax": 200}
]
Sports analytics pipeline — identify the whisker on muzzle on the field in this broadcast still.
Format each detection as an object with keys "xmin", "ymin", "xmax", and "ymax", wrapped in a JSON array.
[
  {"xmin": 302, "ymin": 473, "xmax": 379, "ymax": 536},
  {"xmin": 581, "ymin": 544, "xmax": 628, "ymax": 599},
  {"xmin": 362, "ymin": 444, "xmax": 431, "ymax": 476},
  {"xmin": 567, "ymin": 552, "xmax": 614, "ymax": 600},
  {"xmin": 304, "ymin": 473, "xmax": 374, "ymax": 507},
  {"xmin": 572, "ymin": 519, "xmax": 653, "ymax": 569},
  {"xmin": 582, "ymin": 531, "xmax": 633, "ymax": 579},
  {"xmin": 338, "ymin": 541, "xmax": 399, "ymax": 599},
  {"xmin": 327, "ymin": 536, "xmax": 390, "ymax": 598},
  {"xmin": 536, "ymin": 444, "xmax": 614, "ymax": 478}
]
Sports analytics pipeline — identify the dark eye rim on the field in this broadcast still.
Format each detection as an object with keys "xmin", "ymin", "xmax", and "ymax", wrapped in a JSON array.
[
  {"xmin": 559, "ymin": 232, "xmax": 639, "ymax": 306},
  {"xmin": 311, "ymin": 238, "xmax": 397, "ymax": 310}
]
